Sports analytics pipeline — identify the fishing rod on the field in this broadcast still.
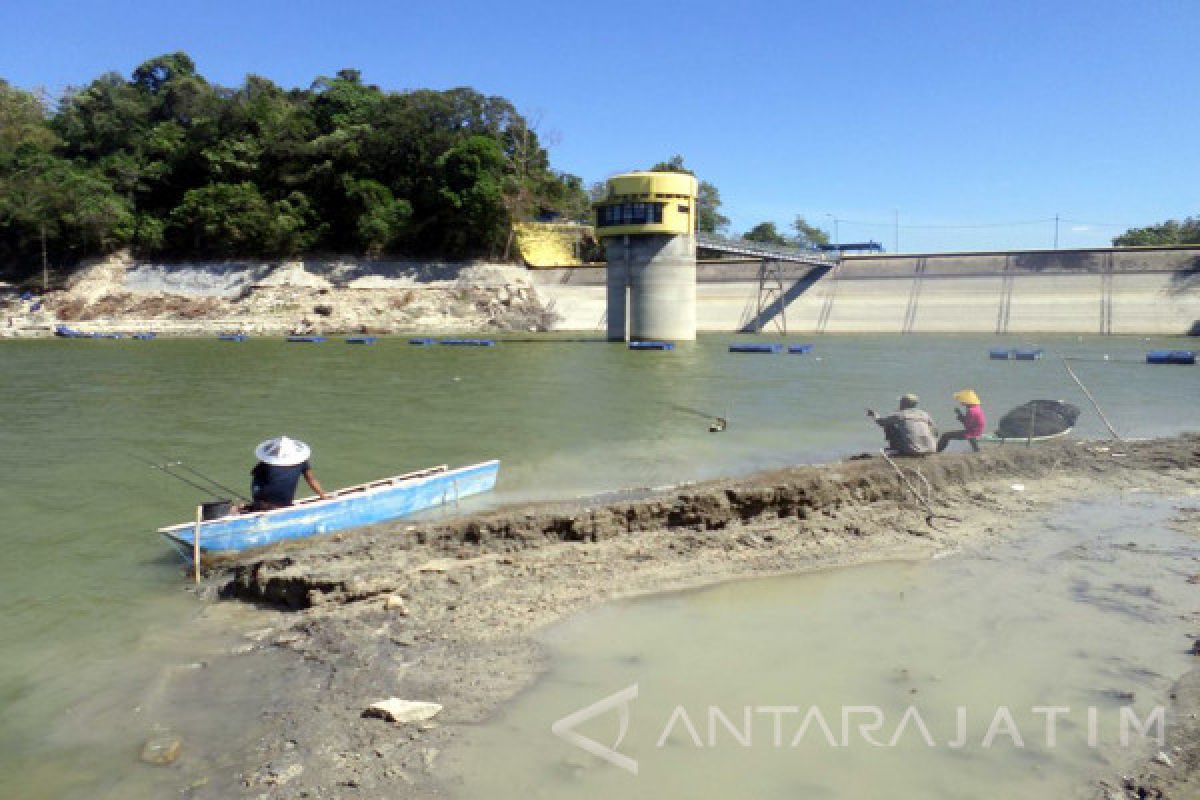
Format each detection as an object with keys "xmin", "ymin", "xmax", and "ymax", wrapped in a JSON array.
[
  {"xmin": 133, "ymin": 455, "xmax": 250, "ymax": 502},
  {"xmin": 167, "ymin": 460, "xmax": 249, "ymax": 502}
]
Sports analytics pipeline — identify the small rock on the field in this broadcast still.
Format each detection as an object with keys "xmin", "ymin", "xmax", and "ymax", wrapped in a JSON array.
[
  {"xmin": 384, "ymin": 595, "xmax": 409, "ymax": 615},
  {"xmin": 140, "ymin": 734, "xmax": 182, "ymax": 765},
  {"xmin": 1154, "ymin": 751, "xmax": 1173, "ymax": 767},
  {"xmin": 363, "ymin": 698, "xmax": 443, "ymax": 724}
]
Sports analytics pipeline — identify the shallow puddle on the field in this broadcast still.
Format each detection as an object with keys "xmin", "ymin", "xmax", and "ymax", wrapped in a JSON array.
[{"xmin": 451, "ymin": 493, "xmax": 1200, "ymax": 799}]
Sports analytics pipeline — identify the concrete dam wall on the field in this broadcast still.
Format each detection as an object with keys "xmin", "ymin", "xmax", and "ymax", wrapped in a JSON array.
[{"xmin": 532, "ymin": 246, "xmax": 1200, "ymax": 335}]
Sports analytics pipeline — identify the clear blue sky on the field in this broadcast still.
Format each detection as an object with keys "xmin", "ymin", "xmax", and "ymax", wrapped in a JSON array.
[{"xmin": 2, "ymin": 0, "xmax": 1197, "ymax": 252}]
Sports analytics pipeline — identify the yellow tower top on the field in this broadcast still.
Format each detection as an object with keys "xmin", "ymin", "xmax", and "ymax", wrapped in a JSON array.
[{"xmin": 593, "ymin": 171, "xmax": 698, "ymax": 237}]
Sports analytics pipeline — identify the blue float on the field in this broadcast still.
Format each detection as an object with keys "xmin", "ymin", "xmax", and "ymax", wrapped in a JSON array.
[
  {"xmin": 218, "ymin": 334, "xmax": 248, "ymax": 342},
  {"xmin": 287, "ymin": 335, "xmax": 327, "ymax": 343},
  {"xmin": 1013, "ymin": 348, "xmax": 1044, "ymax": 361},
  {"xmin": 132, "ymin": 332, "xmax": 157, "ymax": 340},
  {"xmin": 440, "ymin": 339, "xmax": 496, "ymax": 346},
  {"xmin": 729, "ymin": 343, "xmax": 782, "ymax": 354},
  {"xmin": 629, "ymin": 341, "xmax": 674, "ymax": 350},
  {"xmin": 1147, "ymin": 350, "xmax": 1195, "ymax": 365},
  {"xmin": 346, "ymin": 336, "xmax": 378, "ymax": 344},
  {"xmin": 409, "ymin": 338, "xmax": 436, "ymax": 346},
  {"xmin": 989, "ymin": 348, "xmax": 1014, "ymax": 360},
  {"xmin": 788, "ymin": 344, "xmax": 814, "ymax": 354}
]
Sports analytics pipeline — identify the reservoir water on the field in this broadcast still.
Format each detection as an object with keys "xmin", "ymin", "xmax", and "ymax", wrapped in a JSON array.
[{"xmin": 0, "ymin": 333, "xmax": 1196, "ymax": 797}]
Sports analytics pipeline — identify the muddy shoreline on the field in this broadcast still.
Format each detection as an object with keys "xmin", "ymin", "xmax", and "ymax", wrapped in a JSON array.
[{"xmin": 180, "ymin": 436, "xmax": 1199, "ymax": 798}]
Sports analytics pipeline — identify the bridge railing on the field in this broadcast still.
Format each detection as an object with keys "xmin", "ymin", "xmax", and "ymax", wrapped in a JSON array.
[{"xmin": 695, "ymin": 233, "xmax": 840, "ymax": 266}]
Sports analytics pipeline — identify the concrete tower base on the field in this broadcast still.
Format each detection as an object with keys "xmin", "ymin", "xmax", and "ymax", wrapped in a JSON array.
[{"xmin": 605, "ymin": 233, "xmax": 697, "ymax": 341}]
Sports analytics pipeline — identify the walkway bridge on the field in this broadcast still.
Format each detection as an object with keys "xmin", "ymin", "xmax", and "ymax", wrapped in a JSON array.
[{"xmin": 695, "ymin": 233, "xmax": 840, "ymax": 334}]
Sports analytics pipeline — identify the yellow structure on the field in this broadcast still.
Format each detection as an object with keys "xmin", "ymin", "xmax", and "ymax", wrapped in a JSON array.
[
  {"xmin": 511, "ymin": 221, "xmax": 595, "ymax": 268},
  {"xmin": 592, "ymin": 171, "xmax": 698, "ymax": 237}
]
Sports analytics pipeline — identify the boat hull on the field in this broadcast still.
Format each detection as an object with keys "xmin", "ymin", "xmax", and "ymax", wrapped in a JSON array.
[{"xmin": 159, "ymin": 460, "xmax": 499, "ymax": 554}]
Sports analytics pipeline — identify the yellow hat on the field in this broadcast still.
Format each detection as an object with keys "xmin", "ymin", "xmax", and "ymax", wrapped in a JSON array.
[{"xmin": 954, "ymin": 389, "xmax": 980, "ymax": 405}]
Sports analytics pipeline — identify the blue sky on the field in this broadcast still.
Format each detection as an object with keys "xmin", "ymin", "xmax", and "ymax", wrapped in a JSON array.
[{"xmin": 2, "ymin": 0, "xmax": 1196, "ymax": 252}]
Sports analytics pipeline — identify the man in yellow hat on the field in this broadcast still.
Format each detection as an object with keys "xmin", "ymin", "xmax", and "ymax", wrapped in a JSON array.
[{"xmin": 937, "ymin": 390, "xmax": 987, "ymax": 452}]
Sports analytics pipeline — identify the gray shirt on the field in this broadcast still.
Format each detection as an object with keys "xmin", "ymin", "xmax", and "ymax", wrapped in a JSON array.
[{"xmin": 877, "ymin": 408, "xmax": 938, "ymax": 455}]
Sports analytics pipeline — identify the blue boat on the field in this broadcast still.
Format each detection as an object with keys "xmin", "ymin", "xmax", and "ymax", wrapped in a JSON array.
[
  {"xmin": 440, "ymin": 338, "xmax": 496, "ymax": 346},
  {"xmin": 218, "ymin": 334, "xmax": 248, "ymax": 342},
  {"xmin": 158, "ymin": 460, "xmax": 500, "ymax": 555},
  {"xmin": 54, "ymin": 325, "xmax": 86, "ymax": 338},
  {"xmin": 788, "ymin": 344, "xmax": 814, "ymax": 354},
  {"xmin": 989, "ymin": 348, "xmax": 1014, "ymax": 360},
  {"xmin": 628, "ymin": 341, "xmax": 674, "ymax": 350},
  {"xmin": 132, "ymin": 332, "xmax": 157, "ymax": 340},
  {"xmin": 1147, "ymin": 350, "xmax": 1196, "ymax": 365},
  {"xmin": 346, "ymin": 336, "xmax": 378, "ymax": 344},
  {"xmin": 287, "ymin": 335, "xmax": 327, "ymax": 343},
  {"xmin": 1013, "ymin": 348, "xmax": 1044, "ymax": 361},
  {"xmin": 409, "ymin": 338, "xmax": 436, "ymax": 346},
  {"xmin": 730, "ymin": 343, "xmax": 782, "ymax": 354}
]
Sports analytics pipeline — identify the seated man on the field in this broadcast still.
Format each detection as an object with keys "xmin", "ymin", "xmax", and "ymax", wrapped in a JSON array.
[
  {"xmin": 247, "ymin": 435, "xmax": 329, "ymax": 511},
  {"xmin": 867, "ymin": 394, "xmax": 938, "ymax": 456}
]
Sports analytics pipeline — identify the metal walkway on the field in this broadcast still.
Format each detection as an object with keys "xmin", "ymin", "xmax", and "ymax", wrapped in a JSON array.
[{"xmin": 696, "ymin": 233, "xmax": 840, "ymax": 267}]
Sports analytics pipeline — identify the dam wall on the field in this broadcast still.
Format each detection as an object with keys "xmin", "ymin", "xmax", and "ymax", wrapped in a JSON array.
[{"xmin": 532, "ymin": 246, "xmax": 1200, "ymax": 335}]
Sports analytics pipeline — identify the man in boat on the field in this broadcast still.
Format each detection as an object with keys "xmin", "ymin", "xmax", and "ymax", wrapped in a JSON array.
[
  {"xmin": 245, "ymin": 436, "xmax": 329, "ymax": 511},
  {"xmin": 866, "ymin": 394, "xmax": 938, "ymax": 456},
  {"xmin": 937, "ymin": 389, "xmax": 987, "ymax": 452}
]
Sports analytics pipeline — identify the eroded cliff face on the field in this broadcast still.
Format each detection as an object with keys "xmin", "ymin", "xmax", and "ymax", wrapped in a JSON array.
[{"xmin": 2, "ymin": 252, "xmax": 559, "ymax": 336}]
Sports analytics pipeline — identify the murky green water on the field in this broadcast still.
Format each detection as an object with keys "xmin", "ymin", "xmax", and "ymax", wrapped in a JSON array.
[
  {"xmin": 452, "ymin": 496, "xmax": 1200, "ymax": 799},
  {"xmin": 0, "ymin": 333, "xmax": 1195, "ymax": 797}
]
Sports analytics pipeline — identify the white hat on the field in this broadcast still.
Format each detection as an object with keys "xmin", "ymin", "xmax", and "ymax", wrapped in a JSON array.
[{"xmin": 255, "ymin": 436, "xmax": 312, "ymax": 466}]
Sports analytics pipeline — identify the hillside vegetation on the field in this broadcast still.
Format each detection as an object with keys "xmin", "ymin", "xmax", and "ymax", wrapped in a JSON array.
[{"xmin": 0, "ymin": 53, "xmax": 590, "ymax": 281}]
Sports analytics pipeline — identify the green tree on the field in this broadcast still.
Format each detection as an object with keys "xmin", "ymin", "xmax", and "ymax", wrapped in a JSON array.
[
  {"xmin": 649, "ymin": 154, "xmax": 729, "ymax": 234},
  {"xmin": 742, "ymin": 221, "xmax": 789, "ymax": 246},
  {"xmin": 792, "ymin": 215, "xmax": 830, "ymax": 249},
  {"xmin": 1113, "ymin": 217, "xmax": 1200, "ymax": 247}
]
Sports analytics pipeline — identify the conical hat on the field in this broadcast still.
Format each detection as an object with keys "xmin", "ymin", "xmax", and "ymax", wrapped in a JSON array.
[
  {"xmin": 954, "ymin": 389, "xmax": 981, "ymax": 406},
  {"xmin": 255, "ymin": 436, "xmax": 311, "ymax": 466}
]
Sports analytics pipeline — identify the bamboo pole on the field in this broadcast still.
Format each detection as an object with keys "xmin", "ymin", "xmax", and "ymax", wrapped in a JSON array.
[
  {"xmin": 192, "ymin": 505, "xmax": 202, "ymax": 585},
  {"xmin": 1062, "ymin": 357, "xmax": 1121, "ymax": 440}
]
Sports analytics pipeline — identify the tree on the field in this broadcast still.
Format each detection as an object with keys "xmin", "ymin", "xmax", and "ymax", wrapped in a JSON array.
[
  {"xmin": 1113, "ymin": 217, "xmax": 1200, "ymax": 247},
  {"xmin": 649, "ymin": 154, "xmax": 729, "ymax": 234},
  {"xmin": 792, "ymin": 215, "xmax": 830, "ymax": 249},
  {"xmin": 742, "ymin": 221, "xmax": 789, "ymax": 246}
]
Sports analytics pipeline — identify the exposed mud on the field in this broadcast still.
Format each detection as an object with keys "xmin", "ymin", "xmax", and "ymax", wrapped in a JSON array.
[{"xmin": 184, "ymin": 436, "xmax": 1199, "ymax": 798}]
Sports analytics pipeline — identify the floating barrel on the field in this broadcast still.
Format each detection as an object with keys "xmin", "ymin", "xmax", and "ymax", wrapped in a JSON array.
[
  {"xmin": 989, "ymin": 348, "xmax": 1014, "ymax": 360},
  {"xmin": 629, "ymin": 341, "xmax": 674, "ymax": 350},
  {"xmin": 409, "ymin": 338, "xmax": 436, "ymax": 346},
  {"xmin": 345, "ymin": 336, "xmax": 378, "ymax": 345},
  {"xmin": 788, "ymin": 344, "xmax": 814, "ymax": 354},
  {"xmin": 132, "ymin": 332, "xmax": 157, "ymax": 340},
  {"xmin": 440, "ymin": 339, "xmax": 496, "ymax": 347},
  {"xmin": 287, "ymin": 335, "xmax": 327, "ymax": 343},
  {"xmin": 218, "ymin": 334, "xmax": 248, "ymax": 342},
  {"xmin": 729, "ymin": 343, "xmax": 782, "ymax": 354},
  {"xmin": 1013, "ymin": 348, "xmax": 1044, "ymax": 361},
  {"xmin": 1147, "ymin": 350, "xmax": 1196, "ymax": 365}
]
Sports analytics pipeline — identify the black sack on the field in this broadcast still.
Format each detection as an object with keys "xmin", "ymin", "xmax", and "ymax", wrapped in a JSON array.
[{"xmin": 995, "ymin": 400, "xmax": 1081, "ymax": 439}]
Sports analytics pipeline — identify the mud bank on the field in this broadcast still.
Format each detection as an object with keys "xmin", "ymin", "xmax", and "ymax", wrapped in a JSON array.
[{"xmin": 200, "ymin": 436, "xmax": 1200, "ymax": 798}]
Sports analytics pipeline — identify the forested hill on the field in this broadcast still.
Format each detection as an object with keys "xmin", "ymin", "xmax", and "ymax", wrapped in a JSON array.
[{"xmin": 0, "ymin": 53, "xmax": 590, "ymax": 280}]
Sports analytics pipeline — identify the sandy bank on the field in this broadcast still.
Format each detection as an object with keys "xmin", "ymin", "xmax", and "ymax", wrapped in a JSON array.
[{"xmin": 193, "ymin": 436, "xmax": 1199, "ymax": 798}]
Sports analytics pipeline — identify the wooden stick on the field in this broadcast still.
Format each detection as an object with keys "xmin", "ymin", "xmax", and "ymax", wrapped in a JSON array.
[
  {"xmin": 193, "ymin": 505, "xmax": 202, "ymax": 585},
  {"xmin": 1062, "ymin": 357, "xmax": 1121, "ymax": 440}
]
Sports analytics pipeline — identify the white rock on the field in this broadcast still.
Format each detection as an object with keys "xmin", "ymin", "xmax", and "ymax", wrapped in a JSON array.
[
  {"xmin": 364, "ymin": 699, "xmax": 443, "ymax": 724},
  {"xmin": 1154, "ymin": 751, "xmax": 1173, "ymax": 767}
]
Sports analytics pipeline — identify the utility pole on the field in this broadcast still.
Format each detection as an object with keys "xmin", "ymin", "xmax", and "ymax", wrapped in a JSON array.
[
  {"xmin": 1054, "ymin": 214, "xmax": 1060, "ymax": 249},
  {"xmin": 827, "ymin": 213, "xmax": 838, "ymax": 249}
]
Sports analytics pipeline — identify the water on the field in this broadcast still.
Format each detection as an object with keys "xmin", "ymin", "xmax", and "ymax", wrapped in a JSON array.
[
  {"xmin": 0, "ymin": 333, "xmax": 1195, "ymax": 796},
  {"xmin": 452, "ymin": 496, "xmax": 1200, "ymax": 799}
]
